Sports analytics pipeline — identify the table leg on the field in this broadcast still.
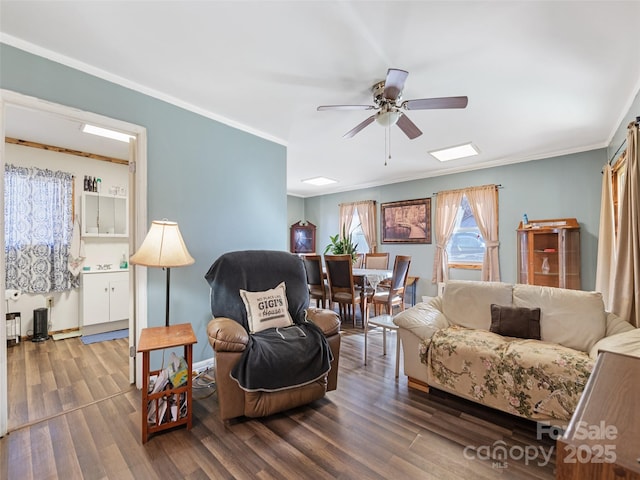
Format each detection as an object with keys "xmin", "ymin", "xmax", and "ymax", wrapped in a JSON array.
[
  {"xmin": 382, "ymin": 327, "xmax": 387, "ymax": 355},
  {"xmin": 141, "ymin": 351, "xmax": 149, "ymax": 443},
  {"xmin": 394, "ymin": 332, "xmax": 400, "ymax": 378}
]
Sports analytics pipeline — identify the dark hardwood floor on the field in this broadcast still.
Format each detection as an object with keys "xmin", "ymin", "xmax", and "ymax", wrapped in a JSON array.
[{"xmin": 1, "ymin": 326, "xmax": 556, "ymax": 479}]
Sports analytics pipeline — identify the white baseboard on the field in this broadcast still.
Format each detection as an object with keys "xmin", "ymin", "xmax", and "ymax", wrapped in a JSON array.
[{"xmin": 192, "ymin": 357, "xmax": 215, "ymax": 374}]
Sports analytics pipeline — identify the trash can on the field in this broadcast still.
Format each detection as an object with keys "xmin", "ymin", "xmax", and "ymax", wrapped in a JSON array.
[{"xmin": 32, "ymin": 307, "xmax": 49, "ymax": 342}]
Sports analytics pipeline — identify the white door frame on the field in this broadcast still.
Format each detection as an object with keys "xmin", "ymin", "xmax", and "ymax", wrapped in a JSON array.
[{"xmin": 0, "ymin": 89, "xmax": 148, "ymax": 437}]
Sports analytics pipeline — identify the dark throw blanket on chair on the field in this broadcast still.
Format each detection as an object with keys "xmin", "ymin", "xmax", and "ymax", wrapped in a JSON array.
[
  {"xmin": 231, "ymin": 322, "xmax": 332, "ymax": 392},
  {"xmin": 205, "ymin": 250, "xmax": 334, "ymax": 392}
]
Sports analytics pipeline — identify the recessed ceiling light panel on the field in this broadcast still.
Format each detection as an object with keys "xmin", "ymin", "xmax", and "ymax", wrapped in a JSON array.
[
  {"xmin": 429, "ymin": 143, "xmax": 479, "ymax": 162},
  {"xmin": 82, "ymin": 124, "xmax": 134, "ymax": 143},
  {"xmin": 302, "ymin": 176, "xmax": 337, "ymax": 186}
]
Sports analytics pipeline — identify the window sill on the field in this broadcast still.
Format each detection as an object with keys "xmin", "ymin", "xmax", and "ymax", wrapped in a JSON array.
[{"xmin": 449, "ymin": 263, "xmax": 482, "ymax": 270}]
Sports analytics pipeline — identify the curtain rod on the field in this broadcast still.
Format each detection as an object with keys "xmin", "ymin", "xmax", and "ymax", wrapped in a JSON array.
[
  {"xmin": 433, "ymin": 184, "xmax": 502, "ymax": 196},
  {"xmin": 338, "ymin": 200, "xmax": 376, "ymax": 207},
  {"xmin": 608, "ymin": 116, "xmax": 640, "ymax": 165}
]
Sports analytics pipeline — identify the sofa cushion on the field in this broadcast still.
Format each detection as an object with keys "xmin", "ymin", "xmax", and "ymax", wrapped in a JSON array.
[
  {"xmin": 442, "ymin": 280, "xmax": 513, "ymax": 330},
  {"xmin": 513, "ymin": 284, "xmax": 606, "ymax": 353},
  {"xmin": 240, "ymin": 281, "xmax": 294, "ymax": 333},
  {"xmin": 490, "ymin": 304, "xmax": 541, "ymax": 340},
  {"xmin": 427, "ymin": 326, "xmax": 594, "ymax": 422}
]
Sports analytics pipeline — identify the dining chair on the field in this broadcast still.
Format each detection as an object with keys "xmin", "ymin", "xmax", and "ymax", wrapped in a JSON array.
[
  {"xmin": 364, "ymin": 252, "xmax": 390, "ymax": 270},
  {"xmin": 353, "ymin": 253, "xmax": 365, "ymax": 268},
  {"xmin": 368, "ymin": 255, "xmax": 411, "ymax": 317},
  {"xmin": 302, "ymin": 254, "xmax": 330, "ymax": 309},
  {"xmin": 325, "ymin": 254, "xmax": 365, "ymax": 327}
]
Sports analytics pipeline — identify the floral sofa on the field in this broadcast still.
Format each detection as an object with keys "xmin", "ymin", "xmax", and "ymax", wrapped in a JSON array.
[{"xmin": 394, "ymin": 280, "xmax": 640, "ymax": 425}]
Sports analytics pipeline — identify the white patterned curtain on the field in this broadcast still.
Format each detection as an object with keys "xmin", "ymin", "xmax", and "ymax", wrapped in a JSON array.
[{"xmin": 4, "ymin": 164, "xmax": 77, "ymax": 293}]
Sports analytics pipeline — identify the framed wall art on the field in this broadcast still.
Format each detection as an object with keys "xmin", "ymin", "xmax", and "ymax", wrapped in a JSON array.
[
  {"xmin": 381, "ymin": 198, "xmax": 431, "ymax": 244},
  {"xmin": 290, "ymin": 221, "xmax": 316, "ymax": 254}
]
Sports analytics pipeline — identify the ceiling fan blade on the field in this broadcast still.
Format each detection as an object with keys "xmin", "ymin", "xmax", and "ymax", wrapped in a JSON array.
[
  {"xmin": 343, "ymin": 115, "xmax": 376, "ymax": 138},
  {"xmin": 383, "ymin": 69, "xmax": 409, "ymax": 101},
  {"xmin": 402, "ymin": 96, "xmax": 468, "ymax": 110},
  {"xmin": 317, "ymin": 105, "xmax": 376, "ymax": 111},
  {"xmin": 396, "ymin": 113, "xmax": 422, "ymax": 139}
]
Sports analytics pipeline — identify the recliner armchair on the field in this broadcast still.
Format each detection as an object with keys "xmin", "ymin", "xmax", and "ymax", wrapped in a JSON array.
[{"xmin": 205, "ymin": 250, "xmax": 341, "ymax": 421}]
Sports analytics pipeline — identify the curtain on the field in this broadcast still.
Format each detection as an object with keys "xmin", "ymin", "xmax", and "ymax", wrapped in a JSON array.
[
  {"xmin": 432, "ymin": 190, "xmax": 464, "ymax": 284},
  {"xmin": 466, "ymin": 185, "xmax": 500, "ymax": 281},
  {"xmin": 4, "ymin": 164, "xmax": 77, "ymax": 293},
  {"xmin": 354, "ymin": 201, "xmax": 377, "ymax": 253},
  {"xmin": 595, "ymin": 164, "xmax": 616, "ymax": 310},
  {"xmin": 610, "ymin": 122, "xmax": 640, "ymax": 327},
  {"xmin": 338, "ymin": 203, "xmax": 356, "ymax": 240}
]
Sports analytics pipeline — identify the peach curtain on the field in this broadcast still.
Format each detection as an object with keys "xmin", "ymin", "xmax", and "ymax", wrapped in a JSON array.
[
  {"xmin": 610, "ymin": 121, "xmax": 640, "ymax": 327},
  {"xmin": 339, "ymin": 201, "xmax": 377, "ymax": 252},
  {"xmin": 595, "ymin": 164, "xmax": 616, "ymax": 311},
  {"xmin": 432, "ymin": 189, "xmax": 464, "ymax": 284},
  {"xmin": 466, "ymin": 185, "xmax": 501, "ymax": 281},
  {"xmin": 338, "ymin": 203, "xmax": 356, "ymax": 240},
  {"xmin": 354, "ymin": 201, "xmax": 377, "ymax": 253}
]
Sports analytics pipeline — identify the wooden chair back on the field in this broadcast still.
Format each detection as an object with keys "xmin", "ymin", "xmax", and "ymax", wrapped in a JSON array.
[{"xmin": 365, "ymin": 252, "xmax": 390, "ymax": 270}]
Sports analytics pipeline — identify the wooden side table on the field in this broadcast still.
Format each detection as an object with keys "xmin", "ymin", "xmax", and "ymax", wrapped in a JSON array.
[{"xmin": 137, "ymin": 323, "xmax": 197, "ymax": 443}]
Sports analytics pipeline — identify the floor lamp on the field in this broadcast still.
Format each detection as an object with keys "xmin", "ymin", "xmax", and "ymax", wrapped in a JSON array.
[{"xmin": 130, "ymin": 220, "xmax": 194, "ymax": 327}]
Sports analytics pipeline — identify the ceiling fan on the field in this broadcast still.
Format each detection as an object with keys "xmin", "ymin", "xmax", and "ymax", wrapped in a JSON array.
[{"xmin": 317, "ymin": 68, "xmax": 468, "ymax": 140}]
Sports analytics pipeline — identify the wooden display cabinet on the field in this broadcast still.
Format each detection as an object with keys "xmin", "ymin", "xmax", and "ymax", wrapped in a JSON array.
[{"xmin": 517, "ymin": 218, "xmax": 580, "ymax": 290}]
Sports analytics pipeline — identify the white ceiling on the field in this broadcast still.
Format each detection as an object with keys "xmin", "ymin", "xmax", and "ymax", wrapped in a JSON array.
[{"xmin": 1, "ymin": 1, "xmax": 639, "ymax": 197}]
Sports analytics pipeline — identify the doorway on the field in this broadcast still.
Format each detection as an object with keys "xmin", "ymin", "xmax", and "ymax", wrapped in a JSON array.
[{"xmin": 0, "ymin": 89, "xmax": 149, "ymax": 436}]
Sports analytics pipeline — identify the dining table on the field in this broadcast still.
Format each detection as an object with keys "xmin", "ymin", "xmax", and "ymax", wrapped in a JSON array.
[
  {"xmin": 350, "ymin": 268, "xmax": 393, "ymax": 296},
  {"xmin": 322, "ymin": 267, "xmax": 392, "ymax": 290}
]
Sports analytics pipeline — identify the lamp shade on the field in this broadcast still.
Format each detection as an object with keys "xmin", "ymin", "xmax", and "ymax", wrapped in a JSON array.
[{"xmin": 130, "ymin": 220, "xmax": 194, "ymax": 268}]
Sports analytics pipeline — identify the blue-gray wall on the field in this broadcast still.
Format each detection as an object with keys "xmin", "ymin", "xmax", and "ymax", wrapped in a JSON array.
[
  {"xmin": 299, "ymin": 148, "xmax": 607, "ymax": 300},
  {"xmin": 1, "ymin": 44, "xmax": 287, "ymax": 363}
]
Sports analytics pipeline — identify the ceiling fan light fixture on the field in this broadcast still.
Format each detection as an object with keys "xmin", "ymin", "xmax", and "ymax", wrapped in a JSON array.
[
  {"xmin": 429, "ymin": 142, "xmax": 479, "ymax": 162},
  {"xmin": 375, "ymin": 109, "xmax": 401, "ymax": 128},
  {"xmin": 302, "ymin": 176, "xmax": 337, "ymax": 186}
]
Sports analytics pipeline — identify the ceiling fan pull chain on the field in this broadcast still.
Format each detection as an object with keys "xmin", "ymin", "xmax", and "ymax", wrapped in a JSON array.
[
  {"xmin": 385, "ymin": 127, "xmax": 391, "ymax": 166},
  {"xmin": 384, "ymin": 127, "xmax": 388, "ymax": 166}
]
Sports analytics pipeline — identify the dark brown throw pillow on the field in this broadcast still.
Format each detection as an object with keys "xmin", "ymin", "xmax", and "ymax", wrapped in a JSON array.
[{"xmin": 490, "ymin": 304, "xmax": 541, "ymax": 340}]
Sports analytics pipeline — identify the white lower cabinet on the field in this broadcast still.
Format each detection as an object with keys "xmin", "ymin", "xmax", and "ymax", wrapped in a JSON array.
[{"xmin": 81, "ymin": 271, "xmax": 129, "ymax": 330}]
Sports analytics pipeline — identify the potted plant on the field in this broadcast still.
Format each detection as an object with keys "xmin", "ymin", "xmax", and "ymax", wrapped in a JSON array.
[{"xmin": 324, "ymin": 224, "xmax": 359, "ymax": 263}]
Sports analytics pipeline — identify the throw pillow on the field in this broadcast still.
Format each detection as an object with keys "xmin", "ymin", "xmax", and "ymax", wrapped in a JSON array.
[
  {"xmin": 490, "ymin": 304, "xmax": 541, "ymax": 340},
  {"xmin": 240, "ymin": 282, "xmax": 294, "ymax": 334}
]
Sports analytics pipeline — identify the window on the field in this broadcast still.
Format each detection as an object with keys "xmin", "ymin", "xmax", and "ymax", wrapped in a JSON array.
[
  {"xmin": 446, "ymin": 195, "xmax": 485, "ymax": 266},
  {"xmin": 349, "ymin": 209, "xmax": 370, "ymax": 254}
]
